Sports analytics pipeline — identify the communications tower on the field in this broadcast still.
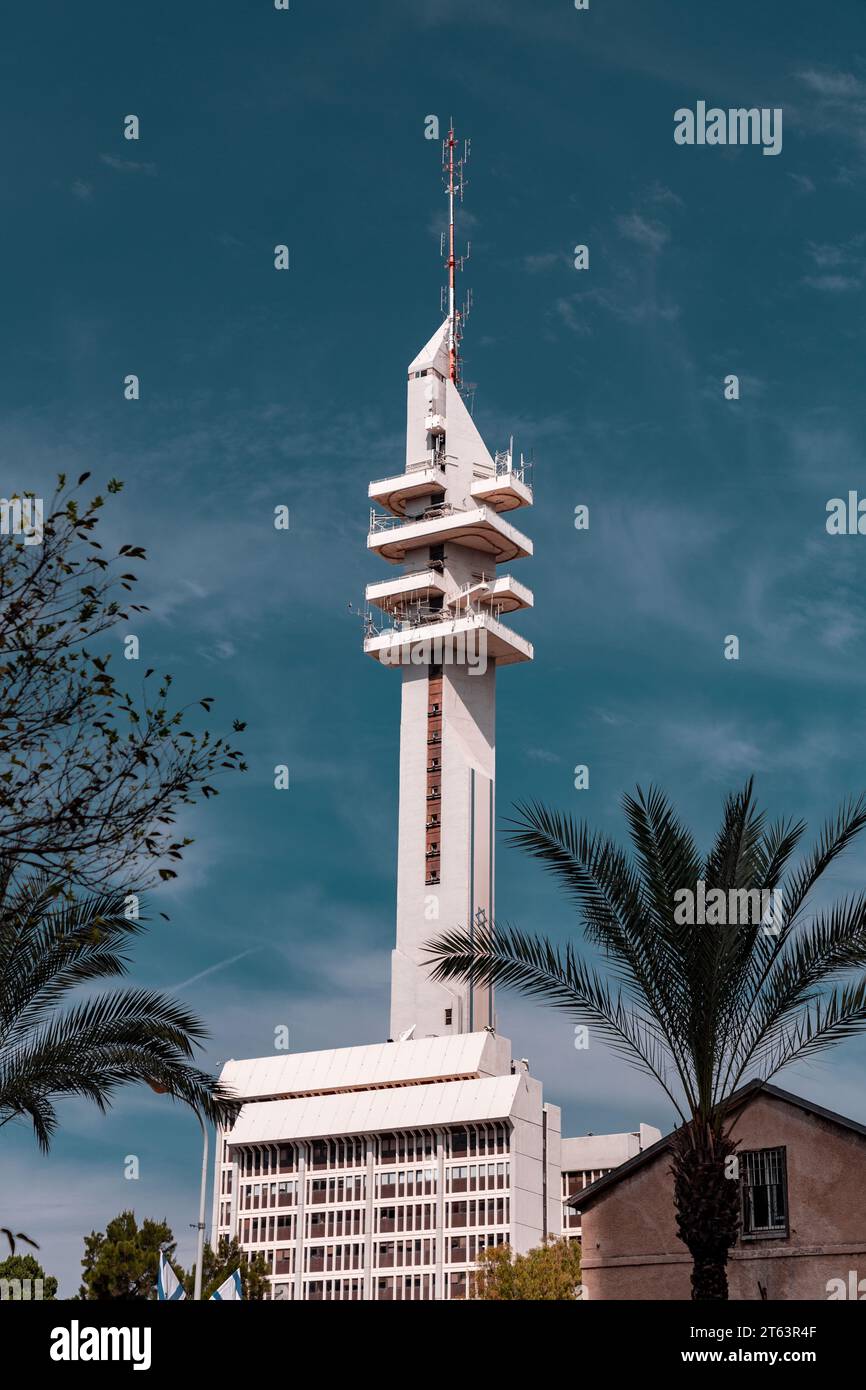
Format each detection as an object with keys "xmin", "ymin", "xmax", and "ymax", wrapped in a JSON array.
[{"xmin": 365, "ymin": 126, "xmax": 535, "ymax": 1040}]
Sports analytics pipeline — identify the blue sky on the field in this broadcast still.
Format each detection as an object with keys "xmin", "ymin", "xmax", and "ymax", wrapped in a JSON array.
[{"xmin": 5, "ymin": 0, "xmax": 866, "ymax": 1293}]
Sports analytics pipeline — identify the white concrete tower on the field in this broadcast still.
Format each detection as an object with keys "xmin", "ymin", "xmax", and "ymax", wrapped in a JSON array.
[{"xmin": 365, "ymin": 127, "xmax": 534, "ymax": 1040}]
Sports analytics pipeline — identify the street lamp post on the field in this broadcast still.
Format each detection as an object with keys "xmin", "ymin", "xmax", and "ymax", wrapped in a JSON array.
[
  {"xmin": 148, "ymin": 1082, "xmax": 211, "ymax": 1300},
  {"xmin": 193, "ymin": 1110, "xmax": 209, "ymax": 1301}
]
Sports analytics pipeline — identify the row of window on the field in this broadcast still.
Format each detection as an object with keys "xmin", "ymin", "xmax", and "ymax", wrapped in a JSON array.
[
  {"xmin": 375, "ymin": 1169, "xmax": 435, "ymax": 1197},
  {"xmin": 242, "ymin": 1211, "xmax": 377, "ymax": 1243},
  {"xmin": 448, "ymin": 1198, "xmax": 509, "ymax": 1228},
  {"xmin": 309, "ymin": 1176, "xmax": 366, "ymax": 1203},
  {"xmin": 448, "ymin": 1124, "xmax": 509, "ymax": 1158},
  {"xmin": 374, "ymin": 1239, "xmax": 436, "ymax": 1268},
  {"xmin": 561, "ymin": 1168, "xmax": 613, "ymax": 1230},
  {"xmin": 425, "ymin": 672, "xmax": 443, "ymax": 884},
  {"xmin": 225, "ymin": 1124, "xmax": 513, "ymax": 1209},
  {"xmin": 237, "ymin": 1202, "xmax": 440, "ymax": 1243},
  {"xmin": 298, "ymin": 1271, "xmax": 471, "ymax": 1302},
  {"xmin": 240, "ymin": 1199, "xmax": 516, "ymax": 1246},
  {"xmin": 307, "ymin": 1209, "xmax": 363, "ymax": 1238},
  {"xmin": 264, "ymin": 1239, "xmax": 511, "ymax": 1289},
  {"xmin": 561, "ymin": 1168, "xmax": 614, "ymax": 1198},
  {"xmin": 375, "ymin": 1203, "xmax": 436, "ymax": 1233},
  {"xmin": 234, "ymin": 1132, "xmax": 439, "ymax": 1178},
  {"xmin": 256, "ymin": 1230, "xmax": 510, "ymax": 1281},
  {"xmin": 445, "ymin": 1163, "xmax": 509, "ymax": 1192},
  {"xmin": 239, "ymin": 1179, "xmax": 299, "ymax": 1211},
  {"xmin": 241, "ymin": 1216, "xmax": 295, "ymax": 1245},
  {"xmin": 274, "ymin": 1269, "xmax": 489, "ymax": 1301},
  {"xmin": 238, "ymin": 1160, "xmax": 510, "ymax": 1213},
  {"xmin": 306, "ymin": 1274, "xmax": 436, "ymax": 1301}
]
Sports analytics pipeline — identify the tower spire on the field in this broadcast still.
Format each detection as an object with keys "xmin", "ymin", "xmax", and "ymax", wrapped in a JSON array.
[
  {"xmin": 366, "ymin": 141, "xmax": 534, "ymax": 1042},
  {"xmin": 442, "ymin": 122, "xmax": 470, "ymax": 389}
]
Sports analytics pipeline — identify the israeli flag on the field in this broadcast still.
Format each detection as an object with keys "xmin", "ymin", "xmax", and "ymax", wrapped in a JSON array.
[
  {"xmin": 157, "ymin": 1251, "xmax": 186, "ymax": 1301},
  {"xmin": 210, "ymin": 1268, "xmax": 243, "ymax": 1301}
]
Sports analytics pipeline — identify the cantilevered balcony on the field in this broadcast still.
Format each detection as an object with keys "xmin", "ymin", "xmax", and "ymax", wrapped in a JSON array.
[
  {"xmin": 365, "ymin": 568, "xmax": 450, "ymax": 613},
  {"xmin": 469, "ymin": 448, "xmax": 533, "ymax": 513},
  {"xmin": 364, "ymin": 610, "xmax": 533, "ymax": 667},
  {"xmin": 470, "ymin": 471, "xmax": 532, "ymax": 513},
  {"xmin": 368, "ymin": 503, "xmax": 532, "ymax": 566},
  {"xmin": 368, "ymin": 459, "xmax": 447, "ymax": 517},
  {"xmin": 447, "ymin": 574, "xmax": 533, "ymax": 615}
]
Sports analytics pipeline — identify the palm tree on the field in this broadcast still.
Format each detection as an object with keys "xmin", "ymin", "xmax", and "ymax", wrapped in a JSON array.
[
  {"xmin": 426, "ymin": 780, "xmax": 866, "ymax": 1300},
  {"xmin": 0, "ymin": 862, "xmax": 237, "ymax": 1150}
]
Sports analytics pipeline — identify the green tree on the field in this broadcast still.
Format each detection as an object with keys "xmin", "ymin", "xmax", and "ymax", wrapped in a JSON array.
[
  {"xmin": 427, "ymin": 782, "xmax": 866, "ymax": 1301},
  {"xmin": 0, "ymin": 474, "xmax": 245, "ymax": 894},
  {"xmin": 0, "ymin": 869, "xmax": 238, "ymax": 1149},
  {"xmin": 181, "ymin": 1236, "xmax": 270, "ymax": 1301},
  {"xmin": 0, "ymin": 1251, "xmax": 58, "ymax": 1300},
  {"xmin": 78, "ymin": 1211, "xmax": 173, "ymax": 1300},
  {"xmin": 472, "ymin": 1238, "xmax": 582, "ymax": 1301}
]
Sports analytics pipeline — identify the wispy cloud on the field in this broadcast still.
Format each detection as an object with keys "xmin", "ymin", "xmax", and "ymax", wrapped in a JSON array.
[
  {"xmin": 524, "ymin": 251, "xmax": 567, "ymax": 274},
  {"xmin": 616, "ymin": 212, "xmax": 670, "ymax": 255},
  {"xmin": 793, "ymin": 68, "xmax": 866, "ymax": 168},
  {"xmin": 797, "ymin": 69, "xmax": 866, "ymax": 101},
  {"xmin": 525, "ymin": 746, "xmax": 562, "ymax": 764},
  {"xmin": 99, "ymin": 153, "xmax": 158, "ymax": 176},
  {"xmin": 564, "ymin": 283, "xmax": 681, "ymax": 327},
  {"xmin": 802, "ymin": 235, "xmax": 865, "ymax": 290},
  {"xmin": 645, "ymin": 182, "xmax": 684, "ymax": 208},
  {"xmin": 787, "ymin": 172, "xmax": 815, "ymax": 195},
  {"xmin": 554, "ymin": 296, "xmax": 592, "ymax": 336},
  {"xmin": 802, "ymin": 273, "xmax": 861, "ymax": 293}
]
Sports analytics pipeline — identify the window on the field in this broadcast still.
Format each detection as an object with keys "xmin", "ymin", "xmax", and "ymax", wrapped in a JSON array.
[
  {"xmin": 741, "ymin": 1147, "xmax": 788, "ymax": 1238},
  {"xmin": 444, "ymin": 1008, "xmax": 452, "ymax": 1025}
]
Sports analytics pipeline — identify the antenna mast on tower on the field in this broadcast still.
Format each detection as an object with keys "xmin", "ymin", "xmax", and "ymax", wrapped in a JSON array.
[{"xmin": 441, "ymin": 122, "xmax": 471, "ymax": 389}]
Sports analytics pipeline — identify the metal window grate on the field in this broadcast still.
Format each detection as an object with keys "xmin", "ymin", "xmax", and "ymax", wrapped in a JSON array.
[{"xmin": 742, "ymin": 1146, "xmax": 787, "ymax": 1235}]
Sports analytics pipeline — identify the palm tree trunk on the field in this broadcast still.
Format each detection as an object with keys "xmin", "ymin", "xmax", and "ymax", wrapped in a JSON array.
[{"xmin": 671, "ymin": 1125, "xmax": 741, "ymax": 1301}]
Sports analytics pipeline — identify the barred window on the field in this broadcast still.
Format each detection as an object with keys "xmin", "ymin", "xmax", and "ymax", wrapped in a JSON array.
[{"xmin": 741, "ymin": 1146, "xmax": 788, "ymax": 1237}]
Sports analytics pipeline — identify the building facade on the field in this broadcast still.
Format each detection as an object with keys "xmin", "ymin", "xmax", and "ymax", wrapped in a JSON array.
[
  {"xmin": 212, "ymin": 1032, "xmax": 561, "ymax": 1300},
  {"xmin": 571, "ymin": 1082, "xmax": 866, "ymax": 1300}
]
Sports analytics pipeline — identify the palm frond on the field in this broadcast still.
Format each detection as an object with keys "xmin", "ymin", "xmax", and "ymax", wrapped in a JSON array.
[
  {"xmin": 425, "ymin": 920, "xmax": 690, "ymax": 1118},
  {"xmin": 0, "ymin": 868, "xmax": 235, "ymax": 1149},
  {"xmin": 430, "ymin": 783, "xmax": 866, "ymax": 1143}
]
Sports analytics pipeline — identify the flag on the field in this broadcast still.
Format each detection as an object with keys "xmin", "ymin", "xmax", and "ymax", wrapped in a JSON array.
[
  {"xmin": 157, "ymin": 1251, "xmax": 186, "ymax": 1301},
  {"xmin": 210, "ymin": 1268, "xmax": 243, "ymax": 1301}
]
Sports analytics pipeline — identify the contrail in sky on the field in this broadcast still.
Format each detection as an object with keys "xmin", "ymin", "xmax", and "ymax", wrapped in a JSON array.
[{"xmin": 169, "ymin": 946, "xmax": 263, "ymax": 992}]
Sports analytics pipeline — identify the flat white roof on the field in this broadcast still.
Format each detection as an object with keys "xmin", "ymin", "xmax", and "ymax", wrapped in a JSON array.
[
  {"xmin": 226, "ymin": 1074, "xmax": 524, "ymax": 1145},
  {"xmin": 219, "ymin": 1031, "xmax": 512, "ymax": 1101},
  {"xmin": 560, "ymin": 1125, "xmax": 662, "ymax": 1172}
]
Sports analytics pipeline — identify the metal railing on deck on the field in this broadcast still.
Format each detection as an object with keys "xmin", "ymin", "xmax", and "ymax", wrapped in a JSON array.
[{"xmin": 369, "ymin": 502, "xmax": 463, "ymax": 533}]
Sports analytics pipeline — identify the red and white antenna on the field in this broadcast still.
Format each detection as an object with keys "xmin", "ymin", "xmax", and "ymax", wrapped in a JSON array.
[{"xmin": 441, "ymin": 122, "xmax": 471, "ymax": 389}]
